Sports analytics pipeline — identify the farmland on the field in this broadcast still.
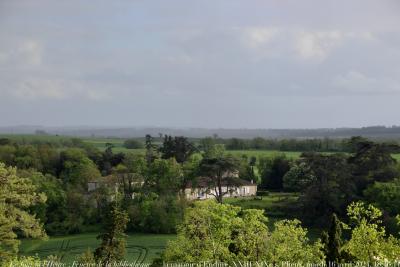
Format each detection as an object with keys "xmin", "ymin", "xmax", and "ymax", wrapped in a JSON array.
[
  {"xmin": 18, "ymin": 193, "xmax": 308, "ymax": 263},
  {"xmin": 2, "ymin": 134, "xmax": 400, "ymax": 160},
  {"xmin": 20, "ymin": 233, "xmax": 175, "ymax": 264}
]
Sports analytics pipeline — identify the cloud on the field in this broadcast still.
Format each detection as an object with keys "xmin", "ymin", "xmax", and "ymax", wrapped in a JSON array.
[
  {"xmin": 239, "ymin": 27, "xmax": 280, "ymax": 48},
  {"xmin": 9, "ymin": 78, "xmax": 111, "ymax": 101},
  {"xmin": 85, "ymin": 89, "xmax": 111, "ymax": 101},
  {"xmin": 12, "ymin": 79, "xmax": 67, "ymax": 100},
  {"xmin": 332, "ymin": 70, "xmax": 400, "ymax": 94},
  {"xmin": 294, "ymin": 31, "xmax": 344, "ymax": 60},
  {"xmin": 18, "ymin": 40, "xmax": 43, "ymax": 66},
  {"xmin": 237, "ymin": 28, "xmax": 375, "ymax": 62},
  {"xmin": 164, "ymin": 54, "xmax": 193, "ymax": 65},
  {"xmin": 0, "ymin": 39, "xmax": 43, "ymax": 67}
]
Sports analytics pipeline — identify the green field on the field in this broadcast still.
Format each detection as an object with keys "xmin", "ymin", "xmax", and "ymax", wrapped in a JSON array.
[
  {"xmin": 2, "ymin": 134, "xmax": 400, "ymax": 160},
  {"xmin": 225, "ymin": 192, "xmax": 300, "ymax": 218},
  {"xmin": 20, "ymin": 233, "xmax": 175, "ymax": 263},
  {"xmin": 226, "ymin": 150, "xmax": 303, "ymax": 159},
  {"xmin": 82, "ymin": 138, "xmax": 146, "ymax": 154},
  {"xmin": 18, "ymin": 193, "xmax": 309, "ymax": 263}
]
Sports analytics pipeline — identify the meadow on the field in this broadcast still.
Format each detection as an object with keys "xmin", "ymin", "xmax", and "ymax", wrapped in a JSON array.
[
  {"xmin": 2, "ymin": 134, "xmax": 400, "ymax": 160},
  {"xmin": 18, "ymin": 193, "xmax": 303, "ymax": 263},
  {"xmin": 20, "ymin": 233, "xmax": 175, "ymax": 263},
  {"xmin": 18, "ymin": 192, "xmax": 321, "ymax": 263}
]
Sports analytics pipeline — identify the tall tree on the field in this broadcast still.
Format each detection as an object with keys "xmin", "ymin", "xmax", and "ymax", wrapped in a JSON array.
[
  {"xmin": 159, "ymin": 135, "xmax": 196, "ymax": 163},
  {"xmin": 258, "ymin": 154, "xmax": 291, "ymax": 190},
  {"xmin": 300, "ymin": 153, "xmax": 355, "ymax": 222},
  {"xmin": 145, "ymin": 134, "xmax": 157, "ymax": 164},
  {"xmin": 0, "ymin": 163, "xmax": 47, "ymax": 262},
  {"xmin": 348, "ymin": 138, "xmax": 399, "ymax": 193},
  {"xmin": 198, "ymin": 156, "xmax": 240, "ymax": 203},
  {"xmin": 94, "ymin": 200, "xmax": 129, "ymax": 264},
  {"xmin": 60, "ymin": 148, "xmax": 101, "ymax": 191},
  {"xmin": 322, "ymin": 213, "xmax": 344, "ymax": 265},
  {"xmin": 145, "ymin": 158, "xmax": 183, "ymax": 194}
]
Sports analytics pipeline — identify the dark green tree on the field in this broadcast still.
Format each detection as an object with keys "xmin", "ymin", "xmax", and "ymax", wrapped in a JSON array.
[
  {"xmin": 59, "ymin": 148, "xmax": 101, "ymax": 191},
  {"xmin": 94, "ymin": 200, "xmax": 129, "ymax": 264},
  {"xmin": 123, "ymin": 139, "xmax": 144, "ymax": 149},
  {"xmin": 258, "ymin": 154, "xmax": 291, "ymax": 190},
  {"xmin": 145, "ymin": 134, "xmax": 157, "ymax": 164},
  {"xmin": 159, "ymin": 135, "xmax": 196, "ymax": 163},
  {"xmin": 100, "ymin": 144, "xmax": 124, "ymax": 175},
  {"xmin": 322, "ymin": 213, "xmax": 344, "ymax": 265},
  {"xmin": 300, "ymin": 153, "xmax": 356, "ymax": 222},
  {"xmin": 348, "ymin": 138, "xmax": 399, "ymax": 193},
  {"xmin": 198, "ymin": 156, "xmax": 240, "ymax": 203}
]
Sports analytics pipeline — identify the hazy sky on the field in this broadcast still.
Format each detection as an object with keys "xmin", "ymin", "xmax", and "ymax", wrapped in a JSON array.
[{"xmin": 1, "ymin": 0, "xmax": 400, "ymax": 128}]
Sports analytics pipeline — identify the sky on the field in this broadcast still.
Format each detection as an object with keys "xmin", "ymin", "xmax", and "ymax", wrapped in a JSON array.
[{"xmin": 1, "ymin": 0, "xmax": 400, "ymax": 129}]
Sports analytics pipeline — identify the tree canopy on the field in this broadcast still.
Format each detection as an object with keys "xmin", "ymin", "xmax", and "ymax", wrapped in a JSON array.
[{"xmin": 0, "ymin": 163, "xmax": 47, "ymax": 262}]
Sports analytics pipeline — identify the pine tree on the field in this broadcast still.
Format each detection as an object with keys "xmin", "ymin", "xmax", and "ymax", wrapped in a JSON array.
[
  {"xmin": 322, "ymin": 213, "xmax": 343, "ymax": 265},
  {"xmin": 94, "ymin": 201, "xmax": 129, "ymax": 265}
]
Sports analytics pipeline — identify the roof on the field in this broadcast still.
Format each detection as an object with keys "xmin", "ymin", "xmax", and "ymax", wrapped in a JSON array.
[{"xmin": 186, "ymin": 177, "xmax": 256, "ymax": 189}]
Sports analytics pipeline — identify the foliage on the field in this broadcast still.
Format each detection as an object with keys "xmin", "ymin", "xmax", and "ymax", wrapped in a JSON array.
[
  {"xmin": 198, "ymin": 156, "xmax": 240, "ymax": 203},
  {"xmin": 229, "ymin": 209, "xmax": 269, "ymax": 261},
  {"xmin": 163, "ymin": 201, "xmax": 251, "ymax": 262},
  {"xmin": 127, "ymin": 194, "xmax": 186, "ymax": 234},
  {"xmin": 235, "ymin": 155, "xmax": 259, "ymax": 184},
  {"xmin": 0, "ymin": 163, "xmax": 47, "ymax": 262},
  {"xmin": 77, "ymin": 248, "xmax": 96, "ymax": 264},
  {"xmin": 94, "ymin": 201, "xmax": 129, "ymax": 264},
  {"xmin": 348, "ymin": 138, "xmax": 399, "ymax": 193},
  {"xmin": 60, "ymin": 148, "xmax": 101, "ymax": 190},
  {"xmin": 2, "ymin": 256, "xmax": 42, "ymax": 267},
  {"xmin": 200, "ymin": 137, "xmax": 227, "ymax": 159},
  {"xmin": 21, "ymin": 170, "xmax": 68, "ymax": 235},
  {"xmin": 283, "ymin": 162, "xmax": 315, "ymax": 192},
  {"xmin": 100, "ymin": 144, "xmax": 125, "ymax": 175},
  {"xmin": 321, "ymin": 214, "xmax": 345, "ymax": 264},
  {"xmin": 344, "ymin": 202, "xmax": 400, "ymax": 262},
  {"xmin": 258, "ymin": 154, "xmax": 291, "ymax": 190},
  {"xmin": 145, "ymin": 158, "xmax": 183, "ymax": 194},
  {"xmin": 145, "ymin": 134, "xmax": 158, "ymax": 164},
  {"xmin": 364, "ymin": 178, "xmax": 400, "ymax": 216},
  {"xmin": 123, "ymin": 139, "xmax": 144, "ymax": 149},
  {"xmin": 266, "ymin": 219, "xmax": 324, "ymax": 263},
  {"xmin": 299, "ymin": 153, "xmax": 355, "ymax": 223},
  {"xmin": 163, "ymin": 200, "xmax": 323, "ymax": 263},
  {"xmin": 159, "ymin": 135, "xmax": 196, "ymax": 163},
  {"xmin": 222, "ymin": 137, "xmax": 348, "ymax": 152}
]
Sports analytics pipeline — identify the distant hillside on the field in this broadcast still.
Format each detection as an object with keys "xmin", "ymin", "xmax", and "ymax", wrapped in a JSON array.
[{"xmin": 2, "ymin": 125, "xmax": 400, "ymax": 139}]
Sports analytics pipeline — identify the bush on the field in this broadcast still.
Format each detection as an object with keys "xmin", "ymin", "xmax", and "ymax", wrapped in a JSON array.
[
  {"xmin": 257, "ymin": 190, "xmax": 270, "ymax": 196},
  {"xmin": 123, "ymin": 139, "xmax": 144, "ymax": 149}
]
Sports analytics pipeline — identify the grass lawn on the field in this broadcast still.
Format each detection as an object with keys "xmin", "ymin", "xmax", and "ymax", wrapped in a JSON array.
[
  {"xmin": 393, "ymin": 154, "xmax": 400, "ymax": 161},
  {"xmin": 20, "ymin": 233, "xmax": 175, "ymax": 264},
  {"xmin": 226, "ymin": 150, "xmax": 303, "ymax": 159},
  {"xmin": 224, "ymin": 192, "xmax": 300, "ymax": 218}
]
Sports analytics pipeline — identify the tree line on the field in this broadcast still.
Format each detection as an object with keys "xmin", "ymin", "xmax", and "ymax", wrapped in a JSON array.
[
  {"xmin": 2, "ymin": 134, "xmax": 400, "ymax": 265},
  {"xmin": 201, "ymin": 136, "xmax": 400, "ymax": 152}
]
